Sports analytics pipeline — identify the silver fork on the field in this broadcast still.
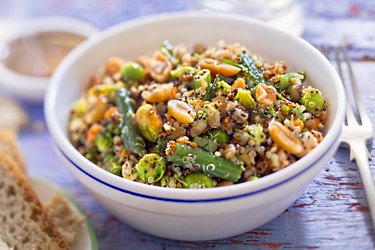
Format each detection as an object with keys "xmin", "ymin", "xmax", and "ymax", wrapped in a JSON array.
[{"xmin": 323, "ymin": 44, "xmax": 375, "ymax": 233}]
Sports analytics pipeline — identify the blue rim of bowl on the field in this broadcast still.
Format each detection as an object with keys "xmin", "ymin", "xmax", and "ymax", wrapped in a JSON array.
[{"xmin": 56, "ymin": 133, "xmax": 339, "ymax": 203}]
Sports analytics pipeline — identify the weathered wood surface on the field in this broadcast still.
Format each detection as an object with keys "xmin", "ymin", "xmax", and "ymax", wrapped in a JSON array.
[
  {"xmin": 3, "ymin": 0, "xmax": 375, "ymax": 249},
  {"xmin": 20, "ymin": 62, "xmax": 375, "ymax": 249}
]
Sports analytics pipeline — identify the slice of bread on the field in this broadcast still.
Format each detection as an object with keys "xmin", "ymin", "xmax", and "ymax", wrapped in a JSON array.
[
  {"xmin": 0, "ymin": 238, "xmax": 13, "ymax": 250},
  {"xmin": 45, "ymin": 196, "xmax": 84, "ymax": 245},
  {"xmin": 0, "ymin": 152, "xmax": 69, "ymax": 250},
  {"xmin": 0, "ymin": 129, "xmax": 26, "ymax": 170}
]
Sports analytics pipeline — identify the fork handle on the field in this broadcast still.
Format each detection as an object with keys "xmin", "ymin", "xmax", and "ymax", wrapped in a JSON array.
[{"xmin": 351, "ymin": 141, "xmax": 375, "ymax": 232}]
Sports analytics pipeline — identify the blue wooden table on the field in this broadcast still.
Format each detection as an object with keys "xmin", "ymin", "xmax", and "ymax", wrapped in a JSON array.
[{"xmin": 2, "ymin": 0, "xmax": 375, "ymax": 249}]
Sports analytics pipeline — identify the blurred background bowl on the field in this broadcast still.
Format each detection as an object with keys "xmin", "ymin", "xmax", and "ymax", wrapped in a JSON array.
[
  {"xmin": 0, "ymin": 16, "xmax": 98, "ymax": 102},
  {"xmin": 45, "ymin": 11, "xmax": 345, "ymax": 241}
]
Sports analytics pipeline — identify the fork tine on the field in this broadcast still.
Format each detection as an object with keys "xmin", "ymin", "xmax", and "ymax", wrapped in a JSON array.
[
  {"xmin": 334, "ymin": 46, "xmax": 357, "ymax": 125},
  {"xmin": 342, "ymin": 45, "xmax": 372, "ymax": 127}
]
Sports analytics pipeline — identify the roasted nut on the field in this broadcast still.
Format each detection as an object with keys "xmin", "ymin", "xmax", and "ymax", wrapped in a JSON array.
[
  {"xmin": 199, "ymin": 58, "xmax": 240, "ymax": 77},
  {"xmin": 138, "ymin": 51, "xmax": 172, "ymax": 82},
  {"xmin": 255, "ymin": 83, "xmax": 277, "ymax": 107},
  {"xmin": 141, "ymin": 83, "xmax": 176, "ymax": 103},
  {"xmin": 105, "ymin": 57, "xmax": 123, "ymax": 75},
  {"xmin": 190, "ymin": 119, "xmax": 208, "ymax": 137},
  {"xmin": 203, "ymin": 104, "xmax": 221, "ymax": 128},
  {"xmin": 269, "ymin": 121, "xmax": 303, "ymax": 155},
  {"xmin": 167, "ymin": 100, "xmax": 196, "ymax": 124}
]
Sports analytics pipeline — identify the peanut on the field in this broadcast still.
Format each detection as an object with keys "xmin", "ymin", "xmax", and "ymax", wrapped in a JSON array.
[
  {"xmin": 269, "ymin": 121, "xmax": 303, "ymax": 155},
  {"xmin": 141, "ymin": 83, "xmax": 176, "ymax": 103},
  {"xmin": 167, "ymin": 100, "xmax": 196, "ymax": 124}
]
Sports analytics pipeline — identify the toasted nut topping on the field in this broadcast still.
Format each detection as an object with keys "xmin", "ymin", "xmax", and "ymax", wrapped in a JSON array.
[
  {"xmin": 105, "ymin": 57, "xmax": 123, "ymax": 75},
  {"xmin": 138, "ymin": 51, "xmax": 171, "ymax": 82},
  {"xmin": 167, "ymin": 100, "xmax": 196, "ymax": 124},
  {"xmin": 255, "ymin": 83, "xmax": 277, "ymax": 106},
  {"xmin": 269, "ymin": 121, "xmax": 303, "ymax": 155},
  {"xmin": 199, "ymin": 58, "xmax": 240, "ymax": 77},
  {"xmin": 141, "ymin": 83, "xmax": 176, "ymax": 103}
]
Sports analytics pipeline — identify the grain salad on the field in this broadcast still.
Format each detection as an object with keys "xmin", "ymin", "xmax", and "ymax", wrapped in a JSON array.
[{"xmin": 68, "ymin": 41, "xmax": 328, "ymax": 188}]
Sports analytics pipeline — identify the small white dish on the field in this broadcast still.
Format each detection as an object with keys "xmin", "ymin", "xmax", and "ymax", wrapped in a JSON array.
[
  {"xmin": 0, "ymin": 16, "xmax": 98, "ymax": 101},
  {"xmin": 31, "ymin": 177, "xmax": 98, "ymax": 250}
]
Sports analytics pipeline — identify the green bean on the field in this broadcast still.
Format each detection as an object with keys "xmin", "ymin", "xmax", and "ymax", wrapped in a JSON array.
[
  {"xmin": 167, "ymin": 143, "xmax": 244, "ymax": 182},
  {"xmin": 301, "ymin": 87, "xmax": 325, "ymax": 115},
  {"xmin": 221, "ymin": 59, "xmax": 242, "ymax": 69},
  {"xmin": 155, "ymin": 138, "xmax": 167, "ymax": 155},
  {"xmin": 190, "ymin": 69, "xmax": 211, "ymax": 89},
  {"xmin": 183, "ymin": 173, "xmax": 214, "ymax": 188},
  {"xmin": 136, "ymin": 153, "xmax": 166, "ymax": 183},
  {"xmin": 193, "ymin": 136, "xmax": 218, "ymax": 153},
  {"xmin": 240, "ymin": 52, "xmax": 265, "ymax": 86},
  {"xmin": 170, "ymin": 66, "xmax": 197, "ymax": 80},
  {"xmin": 172, "ymin": 172, "xmax": 187, "ymax": 186},
  {"xmin": 208, "ymin": 129, "xmax": 230, "ymax": 144},
  {"xmin": 278, "ymin": 72, "xmax": 305, "ymax": 90},
  {"xmin": 115, "ymin": 88, "xmax": 146, "ymax": 156},
  {"xmin": 193, "ymin": 129, "xmax": 229, "ymax": 153}
]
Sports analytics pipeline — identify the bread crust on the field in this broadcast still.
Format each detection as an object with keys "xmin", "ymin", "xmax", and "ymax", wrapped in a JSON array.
[
  {"xmin": 45, "ymin": 195, "xmax": 84, "ymax": 244},
  {"xmin": 0, "ymin": 152, "xmax": 69, "ymax": 250},
  {"xmin": 0, "ymin": 129, "xmax": 26, "ymax": 170}
]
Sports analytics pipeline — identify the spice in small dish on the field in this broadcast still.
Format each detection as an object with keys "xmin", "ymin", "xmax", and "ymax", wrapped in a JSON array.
[{"xmin": 1, "ymin": 31, "xmax": 85, "ymax": 77}]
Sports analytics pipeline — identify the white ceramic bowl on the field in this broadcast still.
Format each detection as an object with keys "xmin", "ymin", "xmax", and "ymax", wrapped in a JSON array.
[
  {"xmin": 45, "ymin": 12, "xmax": 345, "ymax": 241},
  {"xmin": 0, "ymin": 16, "xmax": 98, "ymax": 101}
]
